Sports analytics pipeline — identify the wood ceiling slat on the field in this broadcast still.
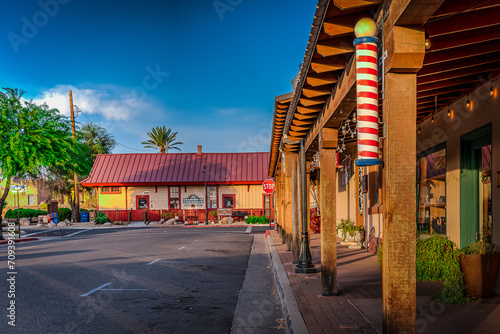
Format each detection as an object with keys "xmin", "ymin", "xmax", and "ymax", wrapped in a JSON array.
[
  {"xmin": 290, "ymin": 125, "xmax": 311, "ymax": 132},
  {"xmin": 292, "ymin": 119, "xmax": 315, "ymax": 126},
  {"xmin": 297, "ymin": 105, "xmax": 323, "ymax": 113},
  {"xmin": 427, "ymin": 6, "xmax": 500, "ymax": 37},
  {"xmin": 427, "ymin": 25, "xmax": 500, "ymax": 52},
  {"xmin": 431, "ymin": 0, "xmax": 500, "ymax": 19},
  {"xmin": 323, "ymin": 13, "xmax": 371, "ymax": 37},
  {"xmin": 418, "ymin": 62, "xmax": 500, "ymax": 85},
  {"xmin": 417, "ymin": 84, "xmax": 471, "ymax": 99},
  {"xmin": 295, "ymin": 113, "xmax": 318, "ymax": 120},
  {"xmin": 333, "ymin": 0, "xmax": 382, "ymax": 10},
  {"xmin": 302, "ymin": 86, "xmax": 332, "ymax": 98},
  {"xmin": 419, "ymin": 51, "xmax": 500, "ymax": 76},
  {"xmin": 423, "ymin": 40, "xmax": 500, "ymax": 65}
]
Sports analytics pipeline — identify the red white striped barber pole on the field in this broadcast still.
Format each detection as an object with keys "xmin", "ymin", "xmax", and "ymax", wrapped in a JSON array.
[{"xmin": 353, "ymin": 18, "xmax": 381, "ymax": 166}]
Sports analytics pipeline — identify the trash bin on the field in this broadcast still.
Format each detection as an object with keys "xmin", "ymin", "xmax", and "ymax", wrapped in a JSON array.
[{"xmin": 80, "ymin": 211, "xmax": 89, "ymax": 222}]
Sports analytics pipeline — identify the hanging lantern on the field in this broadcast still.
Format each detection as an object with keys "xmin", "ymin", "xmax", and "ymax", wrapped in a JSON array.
[{"xmin": 354, "ymin": 18, "xmax": 381, "ymax": 166}]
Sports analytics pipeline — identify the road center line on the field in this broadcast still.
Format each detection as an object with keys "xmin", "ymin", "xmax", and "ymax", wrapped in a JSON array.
[
  {"xmin": 177, "ymin": 246, "xmax": 186, "ymax": 250},
  {"xmin": 245, "ymin": 226, "xmax": 252, "ymax": 233},
  {"xmin": 101, "ymin": 289, "xmax": 148, "ymax": 291},
  {"xmin": 64, "ymin": 229, "xmax": 93, "ymax": 238},
  {"xmin": 147, "ymin": 259, "xmax": 161, "ymax": 265},
  {"xmin": 80, "ymin": 283, "xmax": 111, "ymax": 297}
]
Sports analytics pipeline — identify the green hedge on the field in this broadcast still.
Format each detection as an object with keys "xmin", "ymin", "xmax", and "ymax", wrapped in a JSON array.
[
  {"xmin": 5, "ymin": 208, "xmax": 47, "ymax": 218},
  {"xmin": 245, "ymin": 215, "xmax": 269, "ymax": 224}
]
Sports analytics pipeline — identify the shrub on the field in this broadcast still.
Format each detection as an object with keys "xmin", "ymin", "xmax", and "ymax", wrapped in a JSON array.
[
  {"xmin": 5, "ymin": 208, "xmax": 47, "ymax": 218},
  {"xmin": 94, "ymin": 211, "xmax": 108, "ymax": 224},
  {"xmin": 245, "ymin": 215, "xmax": 257, "ymax": 224},
  {"xmin": 40, "ymin": 203, "xmax": 47, "ymax": 210},
  {"xmin": 58, "ymin": 208, "xmax": 72, "ymax": 221},
  {"xmin": 257, "ymin": 215, "xmax": 269, "ymax": 224}
]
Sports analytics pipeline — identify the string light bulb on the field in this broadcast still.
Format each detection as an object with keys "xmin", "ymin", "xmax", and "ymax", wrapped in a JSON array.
[
  {"xmin": 490, "ymin": 80, "xmax": 494, "ymax": 96},
  {"xmin": 431, "ymin": 114, "xmax": 434, "ymax": 123},
  {"xmin": 417, "ymin": 124, "xmax": 421, "ymax": 134},
  {"xmin": 466, "ymin": 95, "xmax": 470, "ymax": 108},
  {"xmin": 447, "ymin": 106, "xmax": 451, "ymax": 117}
]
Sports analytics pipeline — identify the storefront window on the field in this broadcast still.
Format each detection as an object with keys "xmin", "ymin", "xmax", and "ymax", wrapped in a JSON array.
[
  {"xmin": 169, "ymin": 187, "xmax": 180, "ymax": 209},
  {"xmin": 207, "ymin": 186, "xmax": 217, "ymax": 209},
  {"xmin": 417, "ymin": 147, "xmax": 446, "ymax": 234}
]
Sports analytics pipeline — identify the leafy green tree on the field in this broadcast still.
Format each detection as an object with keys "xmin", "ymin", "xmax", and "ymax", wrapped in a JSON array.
[
  {"xmin": 142, "ymin": 126, "xmax": 183, "ymax": 153},
  {"xmin": 0, "ymin": 88, "xmax": 91, "ymax": 223},
  {"xmin": 80, "ymin": 122, "xmax": 117, "ymax": 163}
]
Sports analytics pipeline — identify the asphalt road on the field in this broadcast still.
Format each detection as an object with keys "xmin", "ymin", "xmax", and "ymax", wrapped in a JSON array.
[{"xmin": 0, "ymin": 226, "xmax": 284, "ymax": 334}]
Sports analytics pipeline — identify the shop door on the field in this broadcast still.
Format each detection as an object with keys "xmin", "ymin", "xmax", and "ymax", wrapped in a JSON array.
[
  {"xmin": 222, "ymin": 195, "xmax": 235, "ymax": 208},
  {"xmin": 460, "ymin": 125, "xmax": 492, "ymax": 246},
  {"xmin": 136, "ymin": 195, "xmax": 149, "ymax": 221}
]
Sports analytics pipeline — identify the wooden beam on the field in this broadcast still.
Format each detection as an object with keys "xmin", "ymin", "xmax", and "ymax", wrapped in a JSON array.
[
  {"xmin": 297, "ymin": 105, "xmax": 323, "ymax": 113},
  {"xmin": 431, "ymin": 0, "xmax": 500, "ymax": 19},
  {"xmin": 295, "ymin": 113, "xmax": 317, "ymax": 120},
  {"xmin": 291, "ymin": 154, "xmax": 300, "ymax": 263},
  {"xmin": 419, "ymin": 51, "xmax": 500, "ymax": 77},
  {"xmin": 418, "ymin": 73, "xmax": 493, "ymax": 92},
  {"xmin": 292, "ymin": 119, "xmax": 315, "ymax": 126},
  {"xmin": 302, "ymin": 86, "xmax": 332, "ymax": 98},
  {"xmin": 316, "ymin": 37, "xmax": 355, "ymax": 57},
  {"xmin": 423, "ymin": 39, "xmax": 500, "ymax": 66},
  {"xmin": 418, "ymin": 62, "xmax": 500, "ymax": 85},
  {"xmin": 299, "ymin": 97, "xmax": 327, "ymax": 106},
  {"xmin": 426, "ymin": 6, "xmax": 500, "ymax": 37},
  {"xmin": 323, "ymin": 13, "xmax": 372, "ymax": 37},
  {"xmin": 320, "ymin": 127, "xmax": 338, "ymax": 296},
  {"xmin": 382, "ymin": 72, "xmax": 417, "ymax": 334},
  {"xmin": 288, "ymin": 130, "xmax": 307, "ymax": 138},
  {"xmin": 333, "ymin": 0, "xmax": 382, "ymax": 10},
  {"xmin": 417, "ymin": 84, "xmax": 471, "ymax": 98},
  {"xmin": 311, "ymin": 56, "xmax": 346, "ymax": 73},
  {"xmin": 384, "ymin": 0, "xmax": 445, "ymax": 30},
  {"xmin": 290, "ymin": 125, "xmax": 311, "ymax": 132},
  {"xmin": 426, "ymin": 25, "xmax": 500, "ymax": 53},
  {"xmin": 306, "ymin": 72, "xmax": 339, "ymax": 87},
  {"xmin": 385, "ymin": 26, "xmax": 425, "ymax": 73}
]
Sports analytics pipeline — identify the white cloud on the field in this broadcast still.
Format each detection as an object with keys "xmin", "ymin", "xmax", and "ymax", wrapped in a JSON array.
[{"xmin": 32, "ymin": 84, "xmax": 158, "ymax": 122}]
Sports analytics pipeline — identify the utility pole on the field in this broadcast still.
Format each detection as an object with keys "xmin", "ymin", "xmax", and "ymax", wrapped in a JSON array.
[{"xmin": 69, "ymin": 90, "xmax": 80, "ymax": 222}]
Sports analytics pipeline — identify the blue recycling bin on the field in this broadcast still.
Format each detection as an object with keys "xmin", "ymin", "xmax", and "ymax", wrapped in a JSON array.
[
  {"xmin": 80, "ymin": 211, "xmax": 89, "ymax": 222},
  {"xmin": 50, "ymin": 212, "xmax": 58, "ymax": 224}
]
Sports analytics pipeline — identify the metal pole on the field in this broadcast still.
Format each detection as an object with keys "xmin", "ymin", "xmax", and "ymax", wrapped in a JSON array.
[
  {"xmin": 296, "ymin": 139, "xmax": 316, "ymax": 273},
  {"xmin": 203, "ymin": 165, "xmax": 208, "ymax": 225},
  {"xmin": 17, "ymin": 189, "xmax": 20, "ymax": 239},
  {"xmin": 69, "ymin": 90, "xmax": 80, "ymax": 222}
]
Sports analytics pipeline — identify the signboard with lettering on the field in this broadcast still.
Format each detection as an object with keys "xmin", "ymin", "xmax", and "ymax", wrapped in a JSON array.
[
  {"xmin": 10, "ymin": 185, "xmax": 25, "ymax": 192},
  {"xmin": 182, "ymin": 194, "xmax": 204, "ymax": 204},
  {"xmin": 217, "ymin": 208, "xmax": 232, "ymax": 216}
]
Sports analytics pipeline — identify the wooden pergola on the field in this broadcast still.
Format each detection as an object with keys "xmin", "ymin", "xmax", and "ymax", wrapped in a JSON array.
[{"xmin": 269, "ymin": 0, "xmax": 500, "ymax": 332}]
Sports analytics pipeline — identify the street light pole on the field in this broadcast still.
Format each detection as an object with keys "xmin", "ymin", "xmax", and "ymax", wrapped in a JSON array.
[
  {"xmin": 203, "ymin": 165, "xmax": 208, "ymax": 225},
  {"xmin": 296, "ymin": 139, "xmax": 316, "ymax": 274}
]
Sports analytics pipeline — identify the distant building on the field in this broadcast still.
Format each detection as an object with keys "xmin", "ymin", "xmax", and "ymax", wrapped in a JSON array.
[
  {"xmin": 0, "ymin": 180, "xmax": 38, "ymax": 207},
  {"xmin": 81, "ymin": 146, "xmax": 273, "ymax": 221}
]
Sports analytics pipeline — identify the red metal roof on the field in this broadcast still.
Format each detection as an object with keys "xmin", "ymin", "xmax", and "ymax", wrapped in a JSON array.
[{"xmin": 81, "ymin": 153, "xmax": 270, "ymax": 186}]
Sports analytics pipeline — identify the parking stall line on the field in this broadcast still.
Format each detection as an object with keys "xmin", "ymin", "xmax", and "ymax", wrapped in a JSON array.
[
  {"xmin": 80, "ymin": 283, "xmax": 111, "ymax": 297},
  {"xmin": 147, "ymin": 259, "xmax": 161, "ymax": 265}
]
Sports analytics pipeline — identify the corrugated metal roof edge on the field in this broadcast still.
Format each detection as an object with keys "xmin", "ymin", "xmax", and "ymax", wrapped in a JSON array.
[{"xmin": 81, "ymin": 181, "xmax": 264, "ymax": 187}]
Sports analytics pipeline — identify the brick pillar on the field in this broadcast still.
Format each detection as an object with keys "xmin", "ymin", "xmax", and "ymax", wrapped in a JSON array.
[
  {"xmin": 382, "ymin": 25, "xmax": 425, "ymax": 333},
  {"xmin": 320, "ymin": 128, "xmax": 338, "ymax": 295}
]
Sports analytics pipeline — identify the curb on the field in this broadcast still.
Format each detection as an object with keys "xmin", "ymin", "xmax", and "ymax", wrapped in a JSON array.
[
  {"xmin": 0, "ymin": 237, "xmax": 39, "ymax": 245},
  {"xmin": 266, "ymin": 232, "xmax": 309, "ymax": 334}
]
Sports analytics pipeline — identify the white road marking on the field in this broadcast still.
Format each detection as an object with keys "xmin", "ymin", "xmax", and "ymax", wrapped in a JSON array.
[
  {"xmin": 147, "ymin": 259, "xmax": 161, "ymax": 265},
  {"xmin": 64, "ymin": 229, "xmax": 93, "ymax": 238},
  {"xmin": 245, "ymin": 226, "xmax": 252, "ymax": 233},
  {"xmin": 80, "ymin": 283, "xmax": 111, "ymax": 297},
  {"xmin": 177, "ymin": 246, "xmax": 186, "ymax": 250},
  {"xmin": 162, "ymin": 260, "xmax": 188, "ymax": 264},
  {"xmin": 195, "ymin": 240, "xmax": 199, "ymax": 242},
  {"xmin": 23, "ymin": 230, "xmax": 52, "ymax": 237},
  {"xmin": 101, "ymin": 289, "xmax": 148, "ymax": 291}
]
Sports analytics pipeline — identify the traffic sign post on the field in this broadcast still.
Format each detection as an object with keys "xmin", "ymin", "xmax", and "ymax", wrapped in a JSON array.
[{"xmin": 262, "ymin": 179, "xmax": 276, "ymax": 194}]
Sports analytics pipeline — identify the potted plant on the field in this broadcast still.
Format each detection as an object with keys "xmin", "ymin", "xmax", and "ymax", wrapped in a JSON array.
[
  {"xmin": 336, "ymin": 218, "xmax": 365, "ymax": 244},
  {"xmin": 460, "ymin": 240, "xmax": 500, "ymax": 298}
]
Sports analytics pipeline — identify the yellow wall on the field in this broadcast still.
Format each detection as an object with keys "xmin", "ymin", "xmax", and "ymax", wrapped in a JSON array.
[
  {"xmin": 0, "ymin": 180, "xmax": 38, "ymax": 207},
  {"xmin": 97, "ymin": 184, "xmax": 266, "ymax": 210}
]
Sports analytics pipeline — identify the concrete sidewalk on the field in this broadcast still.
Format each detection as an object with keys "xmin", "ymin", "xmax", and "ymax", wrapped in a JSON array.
[{"xmin": 267, "ymin": 230, "xmax": 500, "ymax": 334}]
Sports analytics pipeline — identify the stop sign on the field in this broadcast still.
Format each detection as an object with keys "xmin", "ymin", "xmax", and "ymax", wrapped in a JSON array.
[{"xmin": 262, "ymin": 179, "xmax": 276, "ymax": 194}]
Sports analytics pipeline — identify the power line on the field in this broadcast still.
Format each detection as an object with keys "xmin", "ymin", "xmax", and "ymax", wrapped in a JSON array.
[{"xmin": 77, "ymin": 108, "xmax": 155, "ymax": 153}]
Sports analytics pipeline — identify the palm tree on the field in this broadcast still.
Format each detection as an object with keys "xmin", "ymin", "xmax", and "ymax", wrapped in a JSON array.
[{"xmin": 141, "ymin": 126, "xmax": 183, "ymax": 153}]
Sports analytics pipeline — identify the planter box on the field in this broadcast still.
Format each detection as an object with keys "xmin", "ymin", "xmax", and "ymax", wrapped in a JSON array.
[
  {"xmin": 460, "ymin": 253, "xmax": 500, "ymax": 299},
  {"xmin": 337, "ymin": 229, "xmax": 365, "ymax": 243}
]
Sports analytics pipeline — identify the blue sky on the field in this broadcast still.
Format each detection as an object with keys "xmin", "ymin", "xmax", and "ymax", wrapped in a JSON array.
[{"xmin": 1, "ymin": 0, "xmax": 315, "ymax": 153}]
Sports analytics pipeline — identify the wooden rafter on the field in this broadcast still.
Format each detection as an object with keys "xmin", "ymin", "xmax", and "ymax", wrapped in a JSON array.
[
  {"xmin": 427, "ymin": 25, "xmax": 500, "ymax": 52},
  {"xmin": 302, "ymin": 86, "xmax": 332, "ymax": 98},
  {"xmin": 306, "ymin": 72, "xmax": 339, "ymax": 86},
  {"xmin": 418, "ymin": 62, "xmax": 500, "ymax": 85},
  {"xmin": 423, "ymin": 39, "xmax": 500, "ymax": 65},
  {"xmin": 316, "ymin": 37, "xmax": 355, "ymax": 57},
  {"xmin": 333, "ymin": 0, "xmax": 382, "ymax": 10},
  {"xmin": 426, "ymin": 6, "xmax": 500, "ymax": 37},
  {"xmin": 311, "ymin": 56, "xmax": 346, "ymax": 73},
  {"xmin": 297, "ymin": 105, "xmax": 323, "ymax": 113},
  {"xmin": 419, "ymin": 51, "xmax": 500, "ymax": 76},
  {"xmin": 323, "ymin": 13, "xmax": 371, "ymax": 37}
]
